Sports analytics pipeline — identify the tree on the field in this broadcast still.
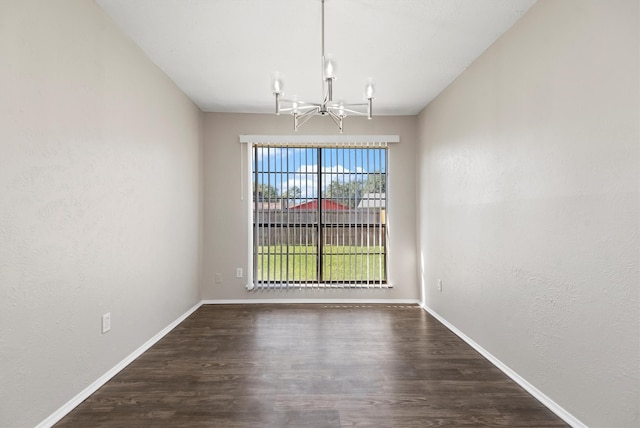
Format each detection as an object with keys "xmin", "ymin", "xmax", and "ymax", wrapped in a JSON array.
[
  {"xmin": 363, "ymin": 173, "xmax": 386, "ymax": 194},
  {"xmin": 323, "ymin": 180, "xmax": 365, "ymax": 208},
  {"xmin": 282, "ymin": 186, "xmax": 301, "ymax": 200},
  {"xmin": 323, "ymin": 173, "xmax": 385, "ymax": 208},
  {"xmin": 253, "ymin": 183, "xmax": 279, "ymax": 201}
]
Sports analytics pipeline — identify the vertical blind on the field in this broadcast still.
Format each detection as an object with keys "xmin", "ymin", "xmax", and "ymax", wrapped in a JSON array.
[{"xmin": 251, "ymin": 141, "xmax": 389, "ymax": 289}]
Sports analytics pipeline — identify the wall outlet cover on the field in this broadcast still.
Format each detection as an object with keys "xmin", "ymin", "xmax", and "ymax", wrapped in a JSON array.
[{"xmin": 101, "ymin": 313, "xmax": 111, "ymax": 334}]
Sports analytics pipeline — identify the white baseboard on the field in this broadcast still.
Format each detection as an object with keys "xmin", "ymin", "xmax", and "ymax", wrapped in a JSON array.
[
  {"xmin": 38, "ymin": 299, "xmax": 417, "ymax": 426},
  {"xmin": 202, "ymin": 298, "xmax": 421, "ymax": 305},
  {"xmin": 420, "ymin": 303, "xmax": 586, "ymax": 428},
  {"xmin": 42, "ymin": 300, "xmax": 578, "ymax": 427},
  {"xmin": 37, "ymin": 301, "xmax": 203, "ymax": 428}
]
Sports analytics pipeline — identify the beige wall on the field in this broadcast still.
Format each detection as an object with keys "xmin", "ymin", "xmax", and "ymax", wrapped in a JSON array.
[
  {"xmin": 0, "ymin": 1, "xmax": 203, "ymax": 426},
  {"xmin": 203, "ymin": 113, "xmax": 418, "ymax": 301},
  {"xmin": 3, "ymin": 0, "xmax": 636, "ymax": 426},
  {"xmin": 417, "ymin": 1, "xmax": 639, "ymax": 426}
]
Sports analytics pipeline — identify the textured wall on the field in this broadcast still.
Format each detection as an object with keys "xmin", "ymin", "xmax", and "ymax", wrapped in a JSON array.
[
  {"xmin": 417, "ymin": 0, "xmax": 639, "ymax": 426},
  {"xmin": 202, "ymin": 113, "xmax": 418, "ymax": 301},
  {"xmin": 0, "ymin": 1, "xmax": 203, "ymax": 426}
]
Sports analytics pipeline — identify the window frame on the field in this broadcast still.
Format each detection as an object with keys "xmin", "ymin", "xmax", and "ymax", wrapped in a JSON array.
[{"xmin": 240, "ymin": 135, "xmax": 399, "ymax": 290}]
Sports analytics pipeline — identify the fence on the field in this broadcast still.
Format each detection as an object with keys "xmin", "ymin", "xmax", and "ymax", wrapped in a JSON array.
[{"xmin": 254, "ymin": 209, "xmax": 386, "ymax": 247}]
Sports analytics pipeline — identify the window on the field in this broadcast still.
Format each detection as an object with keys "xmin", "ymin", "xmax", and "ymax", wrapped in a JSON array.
[{"xmin": 251, "ymin": 142, "xmax": 388, "ymax": 289}]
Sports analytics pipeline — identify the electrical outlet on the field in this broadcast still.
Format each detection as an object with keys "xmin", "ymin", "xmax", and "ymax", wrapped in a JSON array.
[
  {"xmin": 101, "ymin": 313, "xmax": 111, "ymax": 334},
  {"xmin": 215, "ymin": 273, "xmax": 222, "ymax": 284},
  {"xmin": 236, "ymin": 268, "xmax": 243, "ymax": 278},
  {"xmin": 437, "ymin": 279, "xmax": 443, "ymax": 292}
]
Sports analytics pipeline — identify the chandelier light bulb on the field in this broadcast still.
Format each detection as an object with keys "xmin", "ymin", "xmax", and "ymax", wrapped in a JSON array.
[
  {"xmin": 323, "ymin": 55, "xmax": 336, "ymax": 79},
  {"xmin": 271, "ymin": 72, "xmax": 284, "ymax": 94},
  {"xmin": 364, "ymin": 78, "xmax": 375, "ymax": 100}
]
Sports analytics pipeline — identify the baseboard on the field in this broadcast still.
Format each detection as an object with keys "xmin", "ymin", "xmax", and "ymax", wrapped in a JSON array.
[
  {"xmin": 420, "ymin": 303, "xmax": 586, "ymax": 428},
  {"xmin": 37, "ymin": 301, "xmax": 203, "ymax": 428},
  {"xmin": 202, "ymin": 298, "xmax": 421, "ymax": 305},
  {"xmin": 42, "ymin": 300, "xmax": 572, "ymax": 427}
]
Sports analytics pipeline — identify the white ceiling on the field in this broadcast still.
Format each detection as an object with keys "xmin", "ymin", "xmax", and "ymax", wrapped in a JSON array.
[{"xmin": 96, "ymin": 0, "xmax": 537, "ymax": 115}]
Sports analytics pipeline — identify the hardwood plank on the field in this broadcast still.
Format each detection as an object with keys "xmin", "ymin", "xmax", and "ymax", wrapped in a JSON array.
[{"xmin": 55, "ymin": 304, "xmax": 568, "ymax": 427}]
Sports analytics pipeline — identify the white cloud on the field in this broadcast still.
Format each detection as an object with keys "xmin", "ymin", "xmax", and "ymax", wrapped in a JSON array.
[{"xmin": 280, "ymin": 164, "xmax": 366, "ymax": 198}]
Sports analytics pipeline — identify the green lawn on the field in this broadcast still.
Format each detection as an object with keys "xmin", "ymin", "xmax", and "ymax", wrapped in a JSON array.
[{"xmin": 256, "ymin": 245, "xmax": 385, "ymax": 282}]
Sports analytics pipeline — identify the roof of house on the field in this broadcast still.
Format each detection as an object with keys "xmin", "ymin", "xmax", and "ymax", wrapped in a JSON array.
[
  {"xmin": 357, "ymin": 193, "xmax": 386, "ymax": 209},
  {"xmin": 289, "ymin": 199, "xmax": 350, "ymax": 211}
]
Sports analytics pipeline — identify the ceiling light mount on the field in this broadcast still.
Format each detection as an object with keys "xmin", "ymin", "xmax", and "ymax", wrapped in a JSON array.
[{"xmin": 271, "ymin": 0, "xmax": 375, "ymax": 133}]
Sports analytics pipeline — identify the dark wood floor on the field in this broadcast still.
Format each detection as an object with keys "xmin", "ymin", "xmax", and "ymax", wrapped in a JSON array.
[{"xmin": 56, "ymin": 304, "xmax": 568, "ymax": 427}]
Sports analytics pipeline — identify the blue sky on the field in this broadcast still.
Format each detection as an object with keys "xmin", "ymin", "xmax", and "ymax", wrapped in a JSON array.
[{"xmin": 253, "ymin": 147, "xmax": 386, "ymax": 198}]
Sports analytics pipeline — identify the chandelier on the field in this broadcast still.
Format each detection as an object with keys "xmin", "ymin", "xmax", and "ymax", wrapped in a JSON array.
[{"xmin": 270, "ymin": 0, "xmax": 375, "ymax": 133}]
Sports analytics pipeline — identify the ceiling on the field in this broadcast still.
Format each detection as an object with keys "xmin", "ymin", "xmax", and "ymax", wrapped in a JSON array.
[{"xmin": 96, "ymin": 0, "xmax": 537, "ymax": 116}]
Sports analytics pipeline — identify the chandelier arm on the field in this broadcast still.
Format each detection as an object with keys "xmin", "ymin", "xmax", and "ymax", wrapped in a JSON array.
[
  {"xmin": 296, "ymin": 106, "xmax": 320, "ymax": 121},
  {"xmin": 278, "ymin": 107, "xmax": 316, "ymax": 114},
  {"xmin": 294, "ymin": 106, "xmax": 321, "ymax": 131},
  {"xmin": 296, "ymin": 101, "xmax": 322, "ymax": 107},
  {"xmin": 279, "ymin": 104, "xmax": 320, "ymax": 111},
  {"xmin": 327, "ymin": 110, "xmax": 344, "ymax": 133},
  {"xmin": 333, "ymin": 107, "xmax": 367, "ymax": 116},
  {"xmin": 326, "ymin": 101, "xmax": 366, "ymax": 107},
  {"xmin": 341, "ymin": 101, "xmax": 374, "ymax": 119},
  {"xmin": 278, "ymin": 98, "xmax": 321, "ymax": 106}
]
